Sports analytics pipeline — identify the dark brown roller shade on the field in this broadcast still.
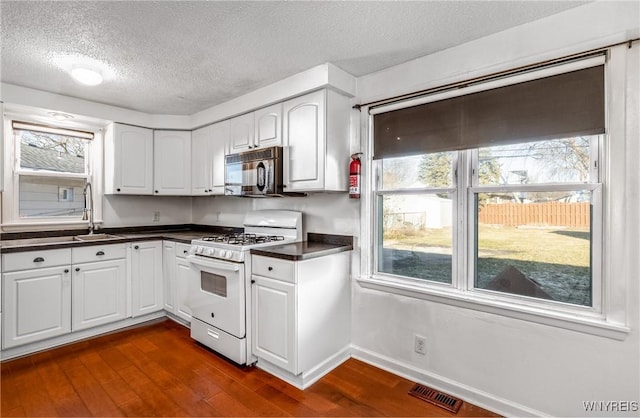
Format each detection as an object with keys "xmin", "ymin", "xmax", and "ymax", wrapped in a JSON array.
[{"xmin": 373, "ymin": 65, "xmax": 605, "ymax": 159}]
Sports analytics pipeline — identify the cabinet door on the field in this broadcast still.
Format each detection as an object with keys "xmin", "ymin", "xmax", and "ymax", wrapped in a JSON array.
[
  {"xmin": 72, "ymin": 259, "xmax": 126, "ymax": 331},
  {"xmin": 229, "ymin": 112, "xmax": 255, "ymax": 152},
  {"xmin": 210, "ymin": 120, "xmax": 229, "ymax": 194},
  {"xmin": 107, "ymin": 124, "xmax": 154, "ymax": 195},
  {"xmin": 252, "ymin": 275, "xmax": 297, "ymax": 374},
  {"xmin": 255, "ymin": 103, "xmax": 282, "ymax": 148},
  {"xmin": 191, "ymin": 125, "xmax": 213, "ymax": 195},
  {"xmin": 154, "ymin": 130, "xmax": 191, "ymax": 195},
  {"xmin": 162, "ymin": 241, "xmax": 176, "ymax": 313},
  {"xmin": 283, "ymin": 90, "xmax": 326, "ymax": 191},
  {"xmin": 175, "ymin": 258, "xmax": 193, "ymax": 323},
  {"xmin": 2, "ymin": 266, "xmax": 71, "ymax": 349},
  {"xmin": 131, "ymin": 241, "xmax": 164, "ymax": 317}
]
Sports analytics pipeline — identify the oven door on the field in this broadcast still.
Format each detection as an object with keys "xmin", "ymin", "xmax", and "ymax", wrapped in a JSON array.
[{"xmin": 187, "ymin": 255, "xmax": 246, "ymax": 338}]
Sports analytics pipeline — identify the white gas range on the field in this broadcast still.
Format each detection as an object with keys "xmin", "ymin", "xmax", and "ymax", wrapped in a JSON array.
[{"xmin": 187, "ymin": 210, "xmax": 302, "ymax": 365}]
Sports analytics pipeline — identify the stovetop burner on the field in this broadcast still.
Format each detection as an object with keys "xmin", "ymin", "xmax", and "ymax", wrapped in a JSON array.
[{"xmin": 201, "ymin": 233, "xmax": 286, "ymax": 246}]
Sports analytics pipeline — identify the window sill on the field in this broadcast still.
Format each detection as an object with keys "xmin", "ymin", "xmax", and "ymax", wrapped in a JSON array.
[{"xmin": 357, "ymin": 275, "xmax": 630, "ymax": 341}]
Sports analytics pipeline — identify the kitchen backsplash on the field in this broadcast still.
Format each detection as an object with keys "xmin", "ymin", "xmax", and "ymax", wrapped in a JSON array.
[
  {"xmin": 192, "ymin": 193, "xmax": 359, "ymax": 237},
  {"xmin": 101, "ymin": 193, "xmax": 359, "ymax": 239}
]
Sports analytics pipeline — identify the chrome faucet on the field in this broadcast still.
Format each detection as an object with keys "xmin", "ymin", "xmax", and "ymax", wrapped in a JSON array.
[{"xmin": 82, "ymin": 182, "xmax": 94, "ymax": 234}]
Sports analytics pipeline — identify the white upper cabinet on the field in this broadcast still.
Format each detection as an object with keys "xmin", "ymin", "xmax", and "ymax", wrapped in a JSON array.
[
  {"xmin": 229, "ymin": 103, "xmax": 283, "ymax": 153},
  {"xmin": 191, "ymin": 125, "xmax": 213, "ymax": 196},
  {"xmin": 283, "ymin": 90, "xmax": 350, "ymax": 192},
  {"xmin": 153, "ymin": 130, "xmax": 191, "ymax": 195},
  {"xmin": 229, "ymin": 112, "xmax": 255, "ymax": 152},
  {"xmin": 105, "ymin": 123, "xmax": 154, "ymax": 195},
  {"xmin": 191, "ymin": 121, "xmax": 228, "ymax": 195},
  {"xmin": 254, "ymin": 103, "xmax": 282, "ymax": 148},
  {"xmin": 210, "ymin": 122, "xmax": 228, "ymax": 194}
]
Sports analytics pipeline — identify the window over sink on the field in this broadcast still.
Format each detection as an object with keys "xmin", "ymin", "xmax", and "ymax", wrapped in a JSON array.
[{"xmin": 2, "ymin": 118, "xmax": 103, "ymax": 230}]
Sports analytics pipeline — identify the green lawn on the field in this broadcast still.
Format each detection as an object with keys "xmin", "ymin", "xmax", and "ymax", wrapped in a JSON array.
[{"xmin": 381, "ymin": 225, "xmax": 591, "ymax": 306}]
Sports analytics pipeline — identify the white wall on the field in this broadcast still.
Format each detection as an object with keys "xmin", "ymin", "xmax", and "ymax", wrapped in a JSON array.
[
  {"xmin": 353, "ymin": 2, "xmax": 640, "ymax": 417},
  {"xmin": 192, "ymin": 193, "xmax": 360, "ymax": 237},
  {"xmin": 102, "ymin": 195, "xmax": 192, "ymax": 227}
]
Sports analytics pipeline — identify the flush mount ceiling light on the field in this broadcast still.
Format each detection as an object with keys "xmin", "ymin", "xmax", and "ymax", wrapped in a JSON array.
[{"xmin": 71, "ymin": 67, "xmax": 103, "ymax": 86}]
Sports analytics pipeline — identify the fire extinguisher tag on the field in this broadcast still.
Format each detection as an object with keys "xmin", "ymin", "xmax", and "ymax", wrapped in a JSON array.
[{"xmin": 349, "ymin": 177, "xmax": 360, "ymax": 194}]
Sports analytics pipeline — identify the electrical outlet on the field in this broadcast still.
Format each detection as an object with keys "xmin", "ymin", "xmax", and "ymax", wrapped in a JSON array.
[
  {"xmin": 153, "ymin": 211, "xmax": 160, "ymax": 222},
  {"xmin": 414, "ymin": 335, "xmax": 426, "ymax": 355}
]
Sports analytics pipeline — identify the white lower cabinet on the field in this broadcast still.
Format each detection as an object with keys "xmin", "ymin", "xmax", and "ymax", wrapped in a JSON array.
[
  {"xmin": 162, "ymin": 241, "xmax": 192, "ymax": 323},
  {"xmin": 71, "ymin": 244, "xmax": 127, "ymax": 331},
  {"xmin": 131, "ymin": 241, "xmax": 164, "ymax": 317},
  {"xmin": 175, "ymin": 257, "xmax": 193, "ymax": 323},
  {"xmin": 72, "ymin": 259, "xmax": 126, "ymax": 331},
  {"xmin": 163, "ymin": 241, "xmax": 177, "ymax": 312},
  {"xmin": 2, "ymin": 265, "xmax": 72, "ymax": 349},
  {"xmin": 253, "ymin": 275, "xmax": 297, "ymax": 372},
  {"xmin": 251, "ymin": 252, "xmax": 351, "ymax": 388}
]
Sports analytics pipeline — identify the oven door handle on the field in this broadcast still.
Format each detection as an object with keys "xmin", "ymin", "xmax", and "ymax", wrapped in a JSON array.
[{"xmin": 186, "ymin": 255, "xmax": 241, "ymax": 272}]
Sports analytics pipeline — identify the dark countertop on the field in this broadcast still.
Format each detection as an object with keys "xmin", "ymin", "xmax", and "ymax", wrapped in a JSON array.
[
  {"xmin": 250, "ymin": 233, "xmax": 353, "ymax": 261},
  {"xmin": 0, "ymin": 229, "xmax": 213, "ymax": 254},
  {"xmin": 0, "ymin": 228, "xmax": 354, "ymax": 258}
]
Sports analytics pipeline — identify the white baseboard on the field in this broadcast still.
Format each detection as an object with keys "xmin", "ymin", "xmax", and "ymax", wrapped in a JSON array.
[
  {"xmin": 256, "ymin": 345, "xmax": 351, "ymax": 390},
  {"xmin": 351, "ymin": 344, "xmax": 546, "ymax": 417}
]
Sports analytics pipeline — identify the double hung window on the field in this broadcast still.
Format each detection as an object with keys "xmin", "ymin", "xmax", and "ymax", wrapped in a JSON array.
[
  {"xmin": 370, "ymin": 57, "xmax": 606, "ymax": 317},
  {"xmin": 9, "ymin": 121, "xmax": 94, "ymax": 222}
]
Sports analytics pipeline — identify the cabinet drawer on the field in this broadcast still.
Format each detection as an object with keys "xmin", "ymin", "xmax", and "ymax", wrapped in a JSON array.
[
  {"xmin": 176, "ymin": 243, "xmax": 191, "ymax": 258},
  {"xmin": 72, "ymin": 244, "xmax": 126, "ymax": 264},
  {"xmin": 252, "ymin": 255, "xmax": 295, "ymax": 283},
  {"xmin": 2, "ymin": 248, "xmax": 71, "ymax": 272}
]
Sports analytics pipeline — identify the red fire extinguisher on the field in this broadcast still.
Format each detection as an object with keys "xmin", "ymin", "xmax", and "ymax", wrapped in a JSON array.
[{"xmin": 349, "ymin": 153, "xmax": 363, "ymax": 199}]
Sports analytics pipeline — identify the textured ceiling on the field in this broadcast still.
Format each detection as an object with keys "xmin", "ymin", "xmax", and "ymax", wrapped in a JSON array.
[{"xmin": 1, "ymin": 1, "xmax": 587, "ymax": 115}]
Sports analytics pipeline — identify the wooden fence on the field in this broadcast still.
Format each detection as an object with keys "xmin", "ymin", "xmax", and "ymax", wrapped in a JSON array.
[{"xmin": 478, "ymin": 202, "xmax": 590, "ymax": 227}]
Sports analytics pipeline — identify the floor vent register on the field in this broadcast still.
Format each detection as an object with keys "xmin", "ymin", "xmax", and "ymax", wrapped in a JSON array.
[{"xmin": 408, "ymin": 383, "xmax": 463, "ymax": 414}]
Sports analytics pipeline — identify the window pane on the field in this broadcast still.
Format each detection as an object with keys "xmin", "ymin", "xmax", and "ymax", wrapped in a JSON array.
[
  {"xmin": 378, "ymin": 193, "xmax": 453, "ymax": 284},
  {"xmin": 475, "ymin": 191, "xmax": 592, "ymax": 306},
  {"xmin": 381, "ymin": 151, "xmax": 454, "ymax": 189},
  {"xmin": 18, "ymin": 129, "xmax": 87, "ymax": 174},
  {"xmin": 478, "ymin": 136, "xmax": 594, "ymax": 185},
  {"xmin": 19, "ymin": 175, "xmax": 86, "ymax": 218}
]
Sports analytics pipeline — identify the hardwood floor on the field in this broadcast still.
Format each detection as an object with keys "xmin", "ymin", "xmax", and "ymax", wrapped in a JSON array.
[{"xmin": 1, "ymin": 319, "xmax": 498, "ymax": 417}]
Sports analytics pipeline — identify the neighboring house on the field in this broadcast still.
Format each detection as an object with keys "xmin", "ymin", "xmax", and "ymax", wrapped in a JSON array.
[
  {"xmin": 18, "ymin": 144, "xmax": 85, "ymax": 217},
  {"xmin": 385, "ymin": 194, "xmax": 452, "ymax": 229}
]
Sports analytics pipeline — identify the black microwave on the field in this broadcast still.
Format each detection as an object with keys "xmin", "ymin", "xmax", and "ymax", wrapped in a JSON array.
[{"xmin": 224, "ymin": 146, "xmax": 284, "ymax": 196}]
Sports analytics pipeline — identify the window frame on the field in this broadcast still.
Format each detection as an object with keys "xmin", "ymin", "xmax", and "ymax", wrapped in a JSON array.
[
  {"xmin": 2, "ymin": 116, "xmax": 104, "ymax": 231},
  {"xmin": 359, "ymin": 51, "xmax": 631, "ymax": 340}
]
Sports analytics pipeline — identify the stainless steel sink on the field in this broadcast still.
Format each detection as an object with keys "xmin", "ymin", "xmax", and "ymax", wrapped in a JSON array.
[{"xmin": 74, "ymin": 233, "xmax": 121, "ymax": 241}]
